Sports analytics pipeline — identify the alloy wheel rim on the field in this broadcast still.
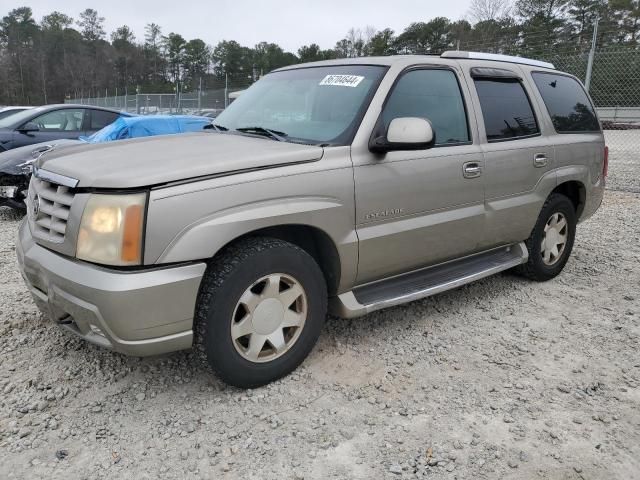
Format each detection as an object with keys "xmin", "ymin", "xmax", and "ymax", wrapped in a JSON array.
[
  {"xmin": 231, "ymin": 273, "xmax": 307, "ymax": 363},
  {"xmin": 541, "ymin": 212, "xmax": 568, "ymax": 266}
]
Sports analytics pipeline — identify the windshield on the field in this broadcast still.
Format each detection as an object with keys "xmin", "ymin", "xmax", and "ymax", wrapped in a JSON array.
[
  {"xmin": 0, "ymin": 107, "xmax": 43, "ymax": 128},
  {"xmin": 214, "ymin": 65, "xmax": 387, "ymax": 145}
]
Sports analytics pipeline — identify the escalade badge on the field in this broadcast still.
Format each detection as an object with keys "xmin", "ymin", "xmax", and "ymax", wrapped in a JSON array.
[{"xmin": 364, "ymin": 208, "xmax": 404, "ymax": 220}]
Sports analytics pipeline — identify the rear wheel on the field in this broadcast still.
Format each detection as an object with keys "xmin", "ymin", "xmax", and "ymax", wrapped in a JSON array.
[
  {"xmin": 194, "ymin": 237, "xmax": 327, "ymax": 388},
  {"xmin": 516, "ymin": 193, "xmax": 577, "ymax": 281}
]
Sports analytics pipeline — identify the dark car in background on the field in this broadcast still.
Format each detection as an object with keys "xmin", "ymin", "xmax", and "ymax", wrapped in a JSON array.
[{"xmin": 0, "ymin": 104, "xmax": 131, "ymax": 152}]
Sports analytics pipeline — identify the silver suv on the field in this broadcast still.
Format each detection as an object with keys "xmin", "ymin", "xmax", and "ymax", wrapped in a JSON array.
[{"xmin": 17, "ymin": 52, "xmax": 607, "ymax": 387}]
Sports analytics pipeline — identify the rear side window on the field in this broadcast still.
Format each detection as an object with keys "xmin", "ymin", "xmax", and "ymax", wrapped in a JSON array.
[
  {"xmin": 382, "ymin": 69, "xmax": 470, "ymax": 145},
  {"xmin": 532, "ymin": 72, "xmax": 600, "ymax": 133},
  {"xmin": 474, "ymin": 79, "xmax": 539, "ymax": 141},
  {"xmin": 90, "ymin": 110, "xmax": 120, "ymax": 130}
]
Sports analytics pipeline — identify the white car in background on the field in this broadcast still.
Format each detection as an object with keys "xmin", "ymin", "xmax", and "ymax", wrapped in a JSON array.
[{"xmin": 0, "ymin": 106, "xmax": 33, "ymax": 121}]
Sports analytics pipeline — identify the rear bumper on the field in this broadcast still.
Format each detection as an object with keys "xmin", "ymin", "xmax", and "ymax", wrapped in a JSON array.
[
  {"xmin": 16, "ymin": 220, "xmax": 206, "ymax": 356},
  {"xmin": 579, "ymin": 178, "xmax": 605, "ymax": 223}
]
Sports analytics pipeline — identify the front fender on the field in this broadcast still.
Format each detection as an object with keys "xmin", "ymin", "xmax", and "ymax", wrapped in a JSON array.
[
  {"xmin": 144, "ymin": 157, "xmax": 357, "ymax": 290},
  {"xmin": 158, "ymin": 196, "xmax": 350, "ymax": 263}
]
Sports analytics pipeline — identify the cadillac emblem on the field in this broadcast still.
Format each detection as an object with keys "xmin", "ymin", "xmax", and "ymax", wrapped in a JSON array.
[{"xmin": 32, "ymin": 193, "xmax": 41, "ymax": 218}]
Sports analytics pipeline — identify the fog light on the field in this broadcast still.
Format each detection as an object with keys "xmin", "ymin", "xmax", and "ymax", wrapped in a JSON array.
[
  {"xmin": 0, "ymin": 186, "xmax": 18, "ymax": 198},
  {"xmin": 89, "ymin": 324, "xmax": 106, "ymax": 337}
]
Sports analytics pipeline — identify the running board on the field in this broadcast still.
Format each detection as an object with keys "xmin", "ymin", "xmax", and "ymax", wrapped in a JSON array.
[{"xmin": 330, "ymin": 243, "xmax": 528, "ymax": 318}]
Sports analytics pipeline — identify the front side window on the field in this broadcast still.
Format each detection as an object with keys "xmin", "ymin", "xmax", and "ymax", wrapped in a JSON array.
[
  {"xmin": 532, "ymin": 72, "xmax": 600, "ymax": 133},
  {"xmin": 474, "ymin": 79, "xmax": 539, "ymax": 141},
  {"xmin": 30, "ymin": 109, "xmax": 85, "ymax": 132},
  {"xmin": 381, "ymin": 69, "xmax": 470, "ymax": 145},
  {"xmin": 214, "ymin": 65, "xmax": 387, "ymax": 145}
]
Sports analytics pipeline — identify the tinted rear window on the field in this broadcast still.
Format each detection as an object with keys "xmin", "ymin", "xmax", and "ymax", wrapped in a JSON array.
[
  {"xmin": 90, "ymin": 110, "xmax": 120, "ymax": 130},
  {"xmin": 474, "ymin": 79, "xmax": 539, "ymax": 141},
  {"xmin": 532, "ymin": 73, "xmax": 600, "ymax": 133}
]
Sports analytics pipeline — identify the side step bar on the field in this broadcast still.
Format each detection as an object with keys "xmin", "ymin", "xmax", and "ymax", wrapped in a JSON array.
[{"xmin": 330, "ymin": 243, "xmax": 528, "ymax": 318}]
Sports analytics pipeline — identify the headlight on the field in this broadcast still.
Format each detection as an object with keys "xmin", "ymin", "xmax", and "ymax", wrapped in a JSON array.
[{"xmin": 76, "ymin": 193, "xmax": 146, "ymax": 266}]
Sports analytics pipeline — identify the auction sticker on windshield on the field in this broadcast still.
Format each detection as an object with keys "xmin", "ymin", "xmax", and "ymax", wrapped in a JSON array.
[{"xmin": 319, "ymin": 75, "xmax": 365, "ymax": 87}]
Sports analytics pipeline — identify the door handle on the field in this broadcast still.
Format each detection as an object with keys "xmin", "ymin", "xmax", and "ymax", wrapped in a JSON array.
[
  {"xmin": 533, "ymin": 153, "xmax": 548, "ymax": 167},
  {"xmin": 462, "ymin": 162, "xmax": 482, "ymax": 178}
]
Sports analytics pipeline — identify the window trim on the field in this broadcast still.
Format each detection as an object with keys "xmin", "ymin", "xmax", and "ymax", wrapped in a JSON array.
[
  {"xmin": 371, "ymin": 65, "xmax": 473, "ymax": 149},
  {"xmin": 473, "ymin": 76, "xmax": 542, "ymax": 143},
  {"xmin": 530, "ymin": 70, "xmax": 601, "ymax": 135}
]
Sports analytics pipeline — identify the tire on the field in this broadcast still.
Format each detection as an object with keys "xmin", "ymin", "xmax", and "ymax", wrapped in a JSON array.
[
  {"xmin": 516, "ymin": 193, "xmax": 577, "ymax": 282},
  {"xmin": 193, "ymin": 237, "xmax": 328, "ymax": 388}
]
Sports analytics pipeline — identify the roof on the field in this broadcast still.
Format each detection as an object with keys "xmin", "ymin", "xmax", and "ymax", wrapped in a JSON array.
[
  {"xmin": 275, "ymin": 52, "xmax": 556, "ymax": 72},
  {"xmin": 55, "ymin": 104, "xmax": 132, "ymax": 114}
]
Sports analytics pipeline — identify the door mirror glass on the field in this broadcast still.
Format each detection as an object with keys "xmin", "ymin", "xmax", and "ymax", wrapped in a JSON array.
[
  {"xmin": 370, "ymin": 117, "xmax": 435, "ymax": 153},
  {"xmin": 18, "ymin": 122, "xmax": 40, "ymax": 133}
]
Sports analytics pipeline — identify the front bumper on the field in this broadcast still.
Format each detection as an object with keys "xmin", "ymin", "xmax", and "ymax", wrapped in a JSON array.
[{"xmin": 16, "ymin": 220, "xmax": 206, "ymax": 356}]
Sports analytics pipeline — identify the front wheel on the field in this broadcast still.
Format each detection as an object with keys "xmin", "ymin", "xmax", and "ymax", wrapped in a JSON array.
[
  {"xmin": 194, "ymin": 237, "xmax": 327, "ymax": 388},
  {"xmin": 516, "ymin": 193, "xmax": 577, "ymax": 282}
]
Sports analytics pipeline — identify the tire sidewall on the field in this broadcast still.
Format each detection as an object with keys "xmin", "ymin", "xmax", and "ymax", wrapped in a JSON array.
[
  {"xmin": 528, "ymin": 195, "xmax": 577, "ymax": 280},
  {"xmin": 203, "ymin": 244, "xmax": 327, "ymax": 387}
]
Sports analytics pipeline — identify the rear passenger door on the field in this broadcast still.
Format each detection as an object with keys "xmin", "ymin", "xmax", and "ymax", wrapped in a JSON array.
[{"xmin": 465, "ymin": 65, "xmax": 554, "ymax": 248}]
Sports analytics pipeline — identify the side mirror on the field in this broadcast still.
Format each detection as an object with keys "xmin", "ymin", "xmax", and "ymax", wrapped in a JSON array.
[
  {"xmin": 369, "ymin": 117, "xmax": 435, "ymax": 153},
  {"xmin": 18, "ymin": 122, "xmax": 40, "ymax": 133}
]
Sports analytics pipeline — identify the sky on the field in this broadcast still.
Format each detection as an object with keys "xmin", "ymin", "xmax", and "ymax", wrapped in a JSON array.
[{"xmin": 10, "ymin": 0, "xmax": 472, "ymax": 52}]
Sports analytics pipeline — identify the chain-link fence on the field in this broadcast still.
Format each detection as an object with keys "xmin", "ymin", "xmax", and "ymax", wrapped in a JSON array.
[{"xmin": 66, "ymin": 80, "xmax": 253, "ymax": 115}]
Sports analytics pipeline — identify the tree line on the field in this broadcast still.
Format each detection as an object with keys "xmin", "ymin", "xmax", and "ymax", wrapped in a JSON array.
[{"xmin": 0, "ymin": 0, "xmax": 639, "ymax": 105}]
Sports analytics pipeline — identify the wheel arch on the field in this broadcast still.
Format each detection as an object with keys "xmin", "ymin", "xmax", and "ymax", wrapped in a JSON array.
[
  {"xmin": 210, "ymin": 224, "xmax": 342, "ymax": 296},
  {"xmin": 551, "ymin": 180, "xmax": 586, "ymax": 219}
]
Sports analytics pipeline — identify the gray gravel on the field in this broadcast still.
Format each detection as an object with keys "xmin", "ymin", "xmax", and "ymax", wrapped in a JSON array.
[
  {"xmin": 604, "ymin": 130, "xmax": 640, "ymax": 193},
  {"xmin": 0, "ymin": 145, "xmax": 639, "ymax": 479}
]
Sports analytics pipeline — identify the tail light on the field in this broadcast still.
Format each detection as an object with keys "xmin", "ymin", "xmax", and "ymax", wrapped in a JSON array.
[{"xmin": 603, "ymin": 145, "xmax": 609, "ymax": 178}]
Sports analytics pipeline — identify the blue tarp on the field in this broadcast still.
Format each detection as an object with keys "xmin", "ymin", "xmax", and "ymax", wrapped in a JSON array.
[{"xmin": 80, "ymin": 115, "xmax": 212, "ymax": 143}]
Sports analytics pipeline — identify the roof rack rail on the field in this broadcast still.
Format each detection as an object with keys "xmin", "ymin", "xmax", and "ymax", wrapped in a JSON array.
[{"xmin": 441, "ymin": 51, "xmax": 555, "ymax": 70}]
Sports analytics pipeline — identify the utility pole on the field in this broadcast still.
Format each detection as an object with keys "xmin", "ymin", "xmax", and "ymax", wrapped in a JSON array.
[
  {"xmin": 224, "ymin": 73, "xmax": 228, "ymax": 109},
  {"xmin": 198, "ymin": 77, "xmax": 202, "ymax": 111},
  {"xmin": 585, "ymin": 17, "xmax": 599, "ymax": 92}
]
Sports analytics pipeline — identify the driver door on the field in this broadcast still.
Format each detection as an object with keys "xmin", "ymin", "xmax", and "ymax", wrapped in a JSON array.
[{"xmin": 353, "ymin": 67, "xmax": 486, "ymax": 284}]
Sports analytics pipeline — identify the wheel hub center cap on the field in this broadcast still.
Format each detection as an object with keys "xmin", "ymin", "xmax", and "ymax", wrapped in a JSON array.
[{"xmin": 251, "ymin": 298, "xmax": 284, "ymax": 335}]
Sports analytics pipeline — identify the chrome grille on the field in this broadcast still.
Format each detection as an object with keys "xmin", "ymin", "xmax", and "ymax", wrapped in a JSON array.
[{"xmin": 30, "ymin": 176, "xmax": 75, "ymax": 243}]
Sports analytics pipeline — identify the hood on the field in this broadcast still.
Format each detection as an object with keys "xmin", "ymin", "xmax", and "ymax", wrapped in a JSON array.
[
  {"xmin": 38, "ymin": 132, "xmax": 324, "ymax": 189},
  {"xmin": 0, "ymin": 139, "xmax": 82, "ymax": 176}
]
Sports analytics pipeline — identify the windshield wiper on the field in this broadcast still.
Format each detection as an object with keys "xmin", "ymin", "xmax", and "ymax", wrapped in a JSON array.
[
  {"xmin": 206, "ymin": 123, "xmax": 228, "ymax": 132},
  {"xmin": 236, "ymin": 126, "xmax": 287, "ymax": 142}
]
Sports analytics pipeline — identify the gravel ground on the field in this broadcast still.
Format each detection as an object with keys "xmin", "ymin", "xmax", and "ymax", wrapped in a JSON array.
[
  {"xmin": 0, "ymin": 146, "xmax": 639, "ymax": 479},
  {"xmin": 604, "ymin": 130, "xmax": 640, "ymax": 194}
]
